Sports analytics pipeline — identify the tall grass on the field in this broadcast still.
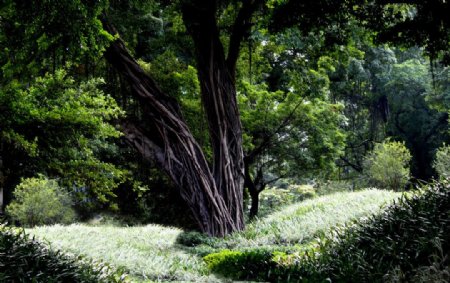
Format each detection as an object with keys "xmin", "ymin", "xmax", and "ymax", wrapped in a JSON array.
[
  {"xmin": 0, "ymin": 224, "xmax": 127, "ymax": 282},
  {"xmin": 205, "ymin": 181, "xmax": 450, "ymax": 282}
]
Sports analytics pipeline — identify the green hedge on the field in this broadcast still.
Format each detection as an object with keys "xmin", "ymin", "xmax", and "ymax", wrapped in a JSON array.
[{"xmin": 0, "ymin": 225, "xmax": 129, "ymax": 282}]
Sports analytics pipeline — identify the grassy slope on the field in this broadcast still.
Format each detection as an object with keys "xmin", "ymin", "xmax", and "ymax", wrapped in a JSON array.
[
  {"xmin": 28, "ymin": 224, "xmax": 217, "ymax": 282},
  {"xmin": 28, "ymin": 189, "xmax": 400, "ymax": 282},
  {"xmin": 213, "ymin": 189, "xmax": 400, "ymax": 250}
]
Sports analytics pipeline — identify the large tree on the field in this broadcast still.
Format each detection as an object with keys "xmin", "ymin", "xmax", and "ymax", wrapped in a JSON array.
[{"xmin": 2, "ymin": 0, "xmax": 449, "ymax": 236}]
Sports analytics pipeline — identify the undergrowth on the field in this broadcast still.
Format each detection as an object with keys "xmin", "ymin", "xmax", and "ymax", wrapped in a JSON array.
[{"xmin": 204, "ymin": 181, "xmax": 450, "ymax": 282}]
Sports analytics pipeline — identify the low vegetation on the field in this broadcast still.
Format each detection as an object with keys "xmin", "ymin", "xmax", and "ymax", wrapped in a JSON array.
[
  {"xmin": 204, "ymin": 181, "xmax": 450, "ymax": 282},
  {"xmin": 28, "ymin": 189, "xmax": 400, "ymax": 282},
  {"xmin": 28, "ymin": 224, "xmax": 218, "ymax": 282},
  {"xmin": 0, "ymin": 224, "xmax": 127, "ymax": 282},
  {"xmin": 197, "ymin": 189, "xmax": 400, "ymax": 251}
]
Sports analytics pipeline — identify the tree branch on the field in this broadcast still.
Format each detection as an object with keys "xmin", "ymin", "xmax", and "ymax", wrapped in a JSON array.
[
  {"xmin": 339, "ymin": 156, "xmax": 363, "ymax": 173},
  {"xmin": 226, "ymin": 0, "xmax": 265, "ymax": 75},
  {"xmin": 245, "ymin": 97, "xmax": 305, "ymax": 164}
]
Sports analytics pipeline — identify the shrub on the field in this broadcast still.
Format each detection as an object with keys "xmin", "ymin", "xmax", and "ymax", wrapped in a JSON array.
[
  {"xmin": 6, "ymin": 176, "xmax": 76, "ymax": 227},
  {"xmin": 364, "ymin": 140, "xmax": 411, "ymax": 190},
  {"xmin": 203, "ymin": 249, "xmax": 274, "ymax": 280},
  {"xmin": 0, "ymin": 224, "xmax": 128, "ymax": 282},
  {"xmin": 433, "ymin": 143, "xmax": 450, "ymax": 180}
]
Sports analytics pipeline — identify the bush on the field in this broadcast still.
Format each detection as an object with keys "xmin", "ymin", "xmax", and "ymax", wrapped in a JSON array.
[
  {"xmin": 433, "ymin": 143, "xmax": 450, "ymax": 180},
  {"xmin": 6, "ymin": 176, "xmax": 76, "ymax": 227},
  {"xmin": 0, "ymin": 224, "xmax": 128, "ymax": 282},
  {"xmin": 203, "ymin": 249, "xmax": 274, "ymax": 280},
  {"xmin": 364, "ymin": 140, "xmax": 411, "ymax": 190}
]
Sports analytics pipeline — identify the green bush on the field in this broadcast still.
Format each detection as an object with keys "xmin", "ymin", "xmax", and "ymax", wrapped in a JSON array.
[
  {"xmin": 203, "ymin": 249, "xmax": 275, "ymax": 280},
  {"xmin": 433, "ymin": 143, "xmax": 450, "ymax": 180},
  {"xmin": 0, "ymin": 224, "xmax": 128, "ymax": 282},
  {"xmin": 6, "ymin": 176, "xmax": 76, "ymax": 227},
  {"xmin": 364, "ymin": 140, "xmax": 411, "ymax": 190}
]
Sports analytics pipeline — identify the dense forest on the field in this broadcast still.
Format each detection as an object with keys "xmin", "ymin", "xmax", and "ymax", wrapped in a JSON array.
[{"xmin": 0, "ymin": 0, "xmax": 449, "ymax": 282}]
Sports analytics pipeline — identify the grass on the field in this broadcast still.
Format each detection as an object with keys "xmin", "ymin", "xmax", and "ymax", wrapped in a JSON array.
[
  {"xmin": 27, "ymin": 188, "xmax": 401, "ymax": 282},
  {"xmin": 27, "ymin": 224, "xmax": 219, "ymax": 282},
  {"xmin": 204, "ymin": 189, "xmax": 401, "ymax": 250}
]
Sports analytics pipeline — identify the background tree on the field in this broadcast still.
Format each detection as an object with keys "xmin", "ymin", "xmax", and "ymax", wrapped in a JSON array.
[
  {"xmin": 0, "ymin": 70, "xmax": 125, "ymax": 213},
  {"xmin": 236, "ymin": 31, "xmax": 346, "ymax": 217}
]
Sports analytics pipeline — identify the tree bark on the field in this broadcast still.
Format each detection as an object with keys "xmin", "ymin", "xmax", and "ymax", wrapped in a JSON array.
[
  {"xmin": 244, "ymin": 161, "xmax": 265, "ymax": 219},
  {"xmin": 249, "ymin": 188, "xmax": 260, "ymax": 219},
  {"xmin": 181, "ymin": 1, "xmax": 247, "ymax": 232},
  {"xmin": 100, "ymin": 0, "xmax": 262, "ymax": 236},
  {"xmin": 102, "ymin": 20, "xmax": 244, "ymax": 236},
  {"xmin": 0, "ymin": 156, "xmax": 3, "ymax": 214}
]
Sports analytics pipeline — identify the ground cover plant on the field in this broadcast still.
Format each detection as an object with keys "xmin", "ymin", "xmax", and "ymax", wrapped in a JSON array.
[
  {"xmin": 196, "ymin": 189, "xmax": 400, "ymax": 251},
  {"xmin": 28, "ymin": 189, "xmax": 399, "ymax": 282},
  {"xmin": 29, "ymin": 224, "xmax": 220, "ymax": 282},
  {"xmin": 203, "ymin": 181, "xmax": 450, "ymax": 282},
  {"xmin": 0, "ymin": 224, "xmax": 128, "ymax": 282}
]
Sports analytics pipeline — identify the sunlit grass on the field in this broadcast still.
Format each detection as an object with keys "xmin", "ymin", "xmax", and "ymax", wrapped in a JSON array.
[
  {"xmin": 207, "ymin": 189, "xmax": 401, "ymax": 250},
  {"xmin": 28, "ymin": 224, "xmax": 220, "ymax": 282},
  {"xmin": 28, "ymin": 188, "xmax": 401, "ymax": 282}
]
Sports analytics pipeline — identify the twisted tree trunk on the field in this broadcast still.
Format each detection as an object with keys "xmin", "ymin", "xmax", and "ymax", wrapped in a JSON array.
[{"xmin": 101, "ymin": 0, "xmax": 261, "ymax": 236}]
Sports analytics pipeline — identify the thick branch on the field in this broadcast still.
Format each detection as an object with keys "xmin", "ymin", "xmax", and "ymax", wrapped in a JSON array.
[{"xmin": 339, "ymin": 156, "xmax": 363, "ymax": 173}]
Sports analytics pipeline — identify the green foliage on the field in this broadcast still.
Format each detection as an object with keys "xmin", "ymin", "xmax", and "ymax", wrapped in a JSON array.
[
  {"xmin": 278, "ymin": 180, "xmax": 450, "ymax": 283},
  {"xmin": 433, "ymin": 144, "xmax": 450, "ymax": 180},
  {"xmin": 0, "ymin": 224, "xmax": 128, "ymax": 282},
  {"xmin": 364, "ymin": 140, "xmax": 412, "ymax": 190},
  {"xmin": 204, "ymin": 249, "xmax": 274, "ymax": 280},
  {"xmin": 0, "ymin": 0, "xmax": 113, "ymax": 79},
  {"xmin": 201, "ymin": 181, "xmax": 450, "ymax": 283},
  {"xmin": 0, "ymin": 69, "xmax": 126, "ymax": 210},
  {"xmin": 6, "ymin": 176, "xmax": 75, "ymax": 227}
]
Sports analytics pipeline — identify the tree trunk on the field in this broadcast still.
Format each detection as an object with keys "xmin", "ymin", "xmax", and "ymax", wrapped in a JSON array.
[
  {"xmin": 102, "ymin": 18, "xmax": 245, "ymax": 236},
  {"xmin": 244, "ymin": 161, "xmax": 264, "ymax": 219},
  {"xmin": 182, "ymin": 2, "xmax": 246, "ymax": 231},
  {"xmin": 0, "ymin": 148, "xmax": 3, "ymax": 214},
  {"xmin": 249, "ymin": 186, "xmax": 260, "ymax": 219}
]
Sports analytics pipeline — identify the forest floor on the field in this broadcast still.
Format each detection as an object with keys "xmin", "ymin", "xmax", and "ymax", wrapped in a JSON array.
[{"xmin": 27, "ymin": 189, "xmax": 400, "ymax": 282}]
